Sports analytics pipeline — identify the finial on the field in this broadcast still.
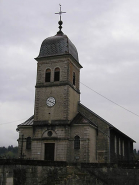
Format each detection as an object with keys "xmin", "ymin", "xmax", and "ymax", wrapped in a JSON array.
[{"xmin": 55, "ymin": 4, "xmax": 66, "ymax": 34}]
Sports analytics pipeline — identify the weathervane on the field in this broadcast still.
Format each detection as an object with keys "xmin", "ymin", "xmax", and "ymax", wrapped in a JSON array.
[{"xmin": 55, "ymin": 4, "xmax": 66, "ymax": 34}]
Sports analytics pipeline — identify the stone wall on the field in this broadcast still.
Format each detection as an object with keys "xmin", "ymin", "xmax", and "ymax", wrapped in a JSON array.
[
  {"xmin": 70, "ymin": 124, "xmax": 97, "ymax": 163},
  {"xmin": 78, "ymin": 103, "xmax": 110, "ymax": 163},
  {"xmin": 18, "ymin": 123, "xmax": 97, "ymax": 163},
  {"xmin": 0, "ymin": 159, "xmax": 139, "ymax": 185}
]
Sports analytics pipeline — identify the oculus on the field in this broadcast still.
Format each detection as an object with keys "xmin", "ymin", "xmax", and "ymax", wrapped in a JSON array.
[{"xmin": 47, "ymin": 131, "xmax": 53, "ymax": 137}]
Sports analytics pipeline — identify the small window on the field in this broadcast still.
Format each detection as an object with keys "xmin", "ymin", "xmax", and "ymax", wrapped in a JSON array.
[
  {"xmin": 26, "ymin": 137, "xmax": 31, "ymax": 149},
  {"xmin": 74, "ymin": 136, "xmax": 80, "ymax": 149},
  {"xmin": 54, "ymin": 68, "xmax": 60, "ymax": 81},
  {"xmin": 115, "ymin": 136, "xmax": 117, "ymax": 154},
  {"xmin": 119, "ymin": 138, "xmax": 121, "ymax": 155},
  {"xmin": 45, "ymin": 69, "xmax": 51, "ymax": 82},
  {"xmin": 122, "ymin": 140, "xmax": 125, "ymax": 156},
  {"xmin": 73, "ymin": 72, "xmax": 75, "ymax": 85}
]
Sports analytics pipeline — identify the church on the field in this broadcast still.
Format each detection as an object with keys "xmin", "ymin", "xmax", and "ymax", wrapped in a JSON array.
[{"xmin": 17, "ymin": 11, "xmax": 135, "ymax": 163}]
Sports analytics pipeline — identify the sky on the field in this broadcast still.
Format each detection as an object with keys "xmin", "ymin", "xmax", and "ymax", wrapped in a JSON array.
[{"xmin": 0, "ymin": 0, "xmax": 139, "ymax": 149}]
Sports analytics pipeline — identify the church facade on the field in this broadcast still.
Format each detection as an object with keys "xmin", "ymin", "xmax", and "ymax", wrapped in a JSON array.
[{"xmin": 17, "ymin": 21, "xmax": 135, "ymax": 163}]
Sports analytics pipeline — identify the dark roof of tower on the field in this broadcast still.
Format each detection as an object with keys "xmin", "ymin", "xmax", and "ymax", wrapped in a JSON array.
[{"xmin": 36, "ymin": 32, "xmax": 79, "ymax": 62}]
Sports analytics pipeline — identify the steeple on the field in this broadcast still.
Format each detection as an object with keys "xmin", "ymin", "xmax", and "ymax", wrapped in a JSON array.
[{"xmin": 35, "ymin": 5, "xmax": 82, "ymax": 64}]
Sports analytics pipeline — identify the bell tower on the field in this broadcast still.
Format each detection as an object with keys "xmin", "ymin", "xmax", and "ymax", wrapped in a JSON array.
[{"xmin": 34, "ymin": 10, "xmax": 82, "ymax": 125}]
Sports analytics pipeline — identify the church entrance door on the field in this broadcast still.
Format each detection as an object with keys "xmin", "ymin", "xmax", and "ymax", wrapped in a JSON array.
[{"xmin": 45, "ymin": 143, "xmax": 55, "ymax": 161}]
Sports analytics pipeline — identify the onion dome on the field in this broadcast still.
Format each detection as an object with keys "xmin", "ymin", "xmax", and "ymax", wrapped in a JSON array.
[
  {"xmin": 36, "ymin": 5, "xmax": 79, "ymax": 62},
  {"xmin": 36, "ymin": 32, "xmax": 79, "ymax": 62}
]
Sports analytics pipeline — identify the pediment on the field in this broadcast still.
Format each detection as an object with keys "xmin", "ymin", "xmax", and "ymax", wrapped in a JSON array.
[{"xmin": 71, "ymin": 113, "xmax": 97, "ymax": 128}]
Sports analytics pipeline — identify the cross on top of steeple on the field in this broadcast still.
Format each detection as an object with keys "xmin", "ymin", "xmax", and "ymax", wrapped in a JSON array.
[
  {"xmin": 55, "ymin": 4, "xmax": 66, "ymax": 21},
  {"xmin": 55, "ymin": 4, "xmax": 66, "ymax": 34}
]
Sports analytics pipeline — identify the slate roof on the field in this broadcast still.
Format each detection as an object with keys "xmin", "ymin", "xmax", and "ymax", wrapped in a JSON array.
[{"xmin": 36, "ymin": 32, "xmax": 79, "ymax": 63}]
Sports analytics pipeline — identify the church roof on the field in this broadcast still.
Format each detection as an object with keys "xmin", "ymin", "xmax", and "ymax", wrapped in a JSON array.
[
  {"xmin": 19, "ymin": 115, "xmax": 34, "ymax": 126},
  {"xmin": 78, "ymin": 103, "xmax": 114, "ymax": 127},
  {"xmin": 78, "ymin": 103, "xmax": 135, "ymax": 142},
  {"xmin": 36, "ymin": 32, "xmax": 79, "ymax": 62}
]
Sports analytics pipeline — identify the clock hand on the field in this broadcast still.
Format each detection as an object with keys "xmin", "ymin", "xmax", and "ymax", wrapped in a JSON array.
[{"xmin": 48, "ymin": 99, "xmax": 54, "ymax": 104}]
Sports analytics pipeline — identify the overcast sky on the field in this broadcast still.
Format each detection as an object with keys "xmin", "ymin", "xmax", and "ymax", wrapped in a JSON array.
[{"xmin": 0, "ymin": 0, "xmax": 139, "ymax": 149}]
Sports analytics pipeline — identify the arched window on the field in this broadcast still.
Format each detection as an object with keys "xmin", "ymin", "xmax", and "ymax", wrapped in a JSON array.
[
  {"xmin": 73, "ymin": 72, "xmax": 75, "ymax": 85},
  {"xmin": 74, "ymin": 136, "xmax": 80, "ymax": 149},
  {"xmin": 54, "ymin": 67, "xmax": 60, "ymax": 81},
  {"xmin": 45, "ymin": 69, "xmax": 51, "ymax": 82},
  {"xmin": 26, "ymin": 137, "xmax": 31, "ymax": 149}
]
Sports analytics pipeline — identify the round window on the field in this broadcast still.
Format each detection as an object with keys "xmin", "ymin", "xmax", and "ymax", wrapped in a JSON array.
[{"xmin": 47, "ymin": 131, "xmax": 53, "ymax": 137}]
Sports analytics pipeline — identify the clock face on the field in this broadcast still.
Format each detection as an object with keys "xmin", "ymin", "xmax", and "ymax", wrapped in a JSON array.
[{"xmin": 46, "ymin": 97, "xmax": 56, "ymax": 107}]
